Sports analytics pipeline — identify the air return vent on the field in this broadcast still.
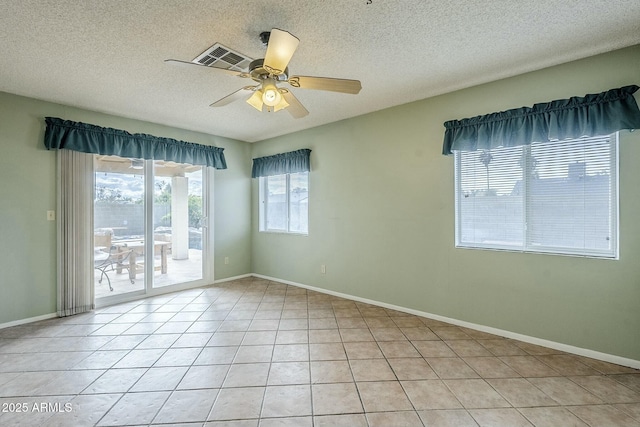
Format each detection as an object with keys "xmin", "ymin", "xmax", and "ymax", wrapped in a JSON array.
[{"xmin": 192, "ymin": 43, "xmax": 253, "ymax": 72}]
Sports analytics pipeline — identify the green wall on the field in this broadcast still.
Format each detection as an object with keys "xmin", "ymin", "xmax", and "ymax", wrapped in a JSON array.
[
  {"xmin": 0, "ymin": 92, "xmax": 252, "ymax": 324},
  {"xmin": 251, "ymin": 45, "xmax": 640, "ymax": 361},
  {"xmin": 1, "ymin": 45, "xmax": 638, "ymax": 362}
]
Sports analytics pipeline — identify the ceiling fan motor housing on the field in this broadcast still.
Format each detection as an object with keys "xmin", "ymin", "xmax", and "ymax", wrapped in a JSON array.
[{"xmin": 248, "ymin": 59, "xmax": 288, "ymax": 81}]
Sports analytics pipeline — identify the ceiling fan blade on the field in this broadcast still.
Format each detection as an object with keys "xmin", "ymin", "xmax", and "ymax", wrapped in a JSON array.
[
  {"xmin": 165, "ymin": 59, "xmax": 250, "ymax": 78},
  {"xmin": 263, "ymin": 29, "xmax": 300, "ymax": 75},
  {"xmin": 288, "ymin": 76, "xmax": 362, "ymax": 94},
  {"xmin": 280, "ymin": 89, "xmax": 309, "ymax": 119},
  {"xmin": 210, "ymin": 86, "xmax": 257, "ymax": 107}
]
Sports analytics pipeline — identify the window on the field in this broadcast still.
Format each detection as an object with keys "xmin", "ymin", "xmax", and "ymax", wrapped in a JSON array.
[
  {"xmin": 259, "ymin": 172, "xmax": 309, "ymax": 234},
  {"xmin": 455, "ymin": 133, "xmax": 618, "ymax": 258}
]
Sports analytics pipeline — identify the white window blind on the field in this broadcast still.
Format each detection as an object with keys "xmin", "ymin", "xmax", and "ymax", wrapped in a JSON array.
[
  {"xmin": 264, "ymin": 174, "xmax": 287, "ymax": 232},
  {"xmin": 455, "ymin": 133, "xmax": 618, "ymax": 258},
  {"xmin": 259, "ymin": 172, "xmax": 309, "ymax": 235}
]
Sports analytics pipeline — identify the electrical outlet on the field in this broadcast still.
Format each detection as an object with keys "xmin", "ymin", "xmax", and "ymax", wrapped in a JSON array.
[
  {"xmin": 224, "ymin": 257, "xmax": 229, "ymax": 265},
  {"xmin": 47, "ymin": 210, "xmax": 55, "ymax": 221},
  {"xmin": 320, "ymin": 264, "xmax": 326, "ymax": 274}
]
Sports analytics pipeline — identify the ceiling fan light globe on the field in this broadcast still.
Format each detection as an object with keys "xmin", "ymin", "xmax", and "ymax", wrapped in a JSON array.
[
  {"xmin": 247, "ymin": 90, "xmax": 264, "ymax": 111},
  {"xmin": 273, "ymin": 96, "xmax": 289, "ymax": 112},
  {"xmin": 262, "ymin": 89, "xmax": 281, "ymax": 106},
  {"xmin": 261, "ymin": 79, "xmax": 282, "ymax": 107}
]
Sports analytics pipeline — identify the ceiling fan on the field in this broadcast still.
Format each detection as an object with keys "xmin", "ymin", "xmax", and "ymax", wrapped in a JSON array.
[{"xmin": 165, "ymin": 29, "xmax": 362, "ymax": 118}]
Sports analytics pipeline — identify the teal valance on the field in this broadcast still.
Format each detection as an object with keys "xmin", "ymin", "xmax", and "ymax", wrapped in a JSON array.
[
  {"xmin": 44, "ymin": 117, "xmax": 227, "ymax": 169},
  {"xmin": 442, "ymin": 85, "xmax": 640, "ymax": 155},
  {"xmin": 252, "ymin": 149, "xmax": 311, "ymax": 178}
]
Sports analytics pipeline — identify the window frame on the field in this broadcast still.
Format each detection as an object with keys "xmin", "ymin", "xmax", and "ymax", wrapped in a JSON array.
[
  {"xmin": 454, "ymin": 133, "xmax": 619, "ymax": 259},
  {"xmin": 259, "ymin": 171, "xmax": 309, "ymax": 235}
]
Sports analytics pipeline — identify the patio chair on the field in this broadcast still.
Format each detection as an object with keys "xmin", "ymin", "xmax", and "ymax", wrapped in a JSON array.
[{"xmin": 94, "ymin": 233, "xmax": 134, "ymax": 291}]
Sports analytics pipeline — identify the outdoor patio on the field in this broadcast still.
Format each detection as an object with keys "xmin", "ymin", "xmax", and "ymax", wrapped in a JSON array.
[{"xmin": 94, "ymin": 249, "xmax": 204, "ymax": 299}]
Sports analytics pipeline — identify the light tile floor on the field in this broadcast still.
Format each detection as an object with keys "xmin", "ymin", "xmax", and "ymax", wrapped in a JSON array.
[{"xmin": 0, "ymin": 277, "xmax": 639, "ymax": 426}]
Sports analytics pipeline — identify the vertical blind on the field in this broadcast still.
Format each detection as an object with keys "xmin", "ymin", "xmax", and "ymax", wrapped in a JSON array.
[
  {"xmin": 455, "ymin": 134, "xmax": 617, "ymax": 257},
  {"xmin": 57, "ymin": 149, "xmax": 95, "ymax": 316}
]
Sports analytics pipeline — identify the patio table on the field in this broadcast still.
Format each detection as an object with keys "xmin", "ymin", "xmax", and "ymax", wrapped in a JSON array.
[{"xmin": 112, "ymin": 240, "xmax": 171, "ymax": 280}]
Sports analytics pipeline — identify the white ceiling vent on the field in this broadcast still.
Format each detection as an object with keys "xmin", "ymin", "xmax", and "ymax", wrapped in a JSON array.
[{"xmin": 192, "ymin": 43, "xmax": 253, "ymax": 72}]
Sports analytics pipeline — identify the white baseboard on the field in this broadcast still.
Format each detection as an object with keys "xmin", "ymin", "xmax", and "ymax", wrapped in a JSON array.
[
  {"xmin": 213, "ymin": 273, "xmax": 253, "ymax": 284},
  {"xmin": 253, "ymin": 274, "xmax": 640, "ymax": 370},
  {"xmin": 0, "ymin": 312, "xmax": 58, "ymax": 330}
]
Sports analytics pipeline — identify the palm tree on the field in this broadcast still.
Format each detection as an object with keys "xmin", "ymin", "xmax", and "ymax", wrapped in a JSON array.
[
  {"xmin": 519, "ymin": 150, "xmax": 539, "ymax": 179},
  {"xmin": 478, "ymin": 150, "xmax": 493, "ymax": 190}
]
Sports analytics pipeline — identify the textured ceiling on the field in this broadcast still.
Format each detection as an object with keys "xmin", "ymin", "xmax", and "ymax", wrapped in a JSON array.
[{"xmin": 1, "ymin": 0, "xmax": 639, "ymax": 142}]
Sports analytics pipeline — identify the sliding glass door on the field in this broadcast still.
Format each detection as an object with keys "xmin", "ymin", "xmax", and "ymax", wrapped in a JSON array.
[
  {"xmin": 153, "ymin": 161, "xmax": 204, "ymax": 288},
  {"xmin": 94, "ymin": 155, "xmax": 208, "ymax": 301}
]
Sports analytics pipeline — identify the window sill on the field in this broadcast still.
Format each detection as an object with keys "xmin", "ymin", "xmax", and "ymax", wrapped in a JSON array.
[
  {"xmin": 455, "ymin": 243, "xmax": 618, "ymax": 260},
  {"xmin": 259, "ymin": 230, "xmax": 309, "ymax": 236}
]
